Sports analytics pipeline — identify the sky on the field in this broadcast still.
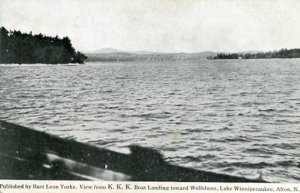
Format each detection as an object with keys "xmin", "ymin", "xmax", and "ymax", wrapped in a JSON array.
[{"xmin": 1, "ymin": 0, "xmax": 300, "ymax": 53}]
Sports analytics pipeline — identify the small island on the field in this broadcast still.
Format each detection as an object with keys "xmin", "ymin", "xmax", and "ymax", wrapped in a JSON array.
[
  {"xmin": 0, "ymin": 27, "xmax": 86, "ymax": 64},
  {"xmin": 208, "ymin": 48, "xmax": 300, "ymax": 60}
]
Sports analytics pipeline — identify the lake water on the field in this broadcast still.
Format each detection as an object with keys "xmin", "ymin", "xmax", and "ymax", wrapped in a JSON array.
[{"xmin": 1, "ymin": 59, "xmax": 300, "ymax": 182}]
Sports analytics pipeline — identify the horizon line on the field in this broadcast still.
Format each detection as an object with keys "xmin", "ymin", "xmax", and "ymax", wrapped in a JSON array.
[{"xmin": 84, "ymin": 47, "xmax": 297, "ymax": 54}]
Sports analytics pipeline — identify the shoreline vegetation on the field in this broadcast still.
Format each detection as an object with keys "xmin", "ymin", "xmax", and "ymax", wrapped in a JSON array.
[
  {"xmin": 208, "ymin": 48, "xmax": 300, "ymax": 60},
  {"xmin": 0, "ymin": 27, "xmax": 86, "ymax": 64}
]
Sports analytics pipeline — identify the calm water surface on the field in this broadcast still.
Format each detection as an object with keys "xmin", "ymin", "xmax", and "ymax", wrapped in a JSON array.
[{"xmin": 1, "ymin": 59, "xmax": 300, "ymax": 182}]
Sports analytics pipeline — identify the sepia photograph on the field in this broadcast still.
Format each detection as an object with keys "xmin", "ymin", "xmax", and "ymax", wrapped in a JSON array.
[{"xmin": 0, "ymin": 0, "xmax": 300, "ymax": 186}]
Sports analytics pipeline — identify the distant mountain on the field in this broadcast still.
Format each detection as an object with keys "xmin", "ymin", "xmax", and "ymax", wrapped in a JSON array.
[
  {"xmin": 85, "ymin": 49, "xmax": 218, "ymax": 62},
  {"xmin": 131, "ymin": 50, "xmax": 161, "ymax": 55},
  {"xmin": 89, "ymin": 48, "xmax": 123, "ymax": 53},
  {"xmin": 188, "ymin": 51, "xmax": 217, "ymax": 58},
  {"xmin": 88, "ymin": 48, "xmax": 163, "ymax": 55}
]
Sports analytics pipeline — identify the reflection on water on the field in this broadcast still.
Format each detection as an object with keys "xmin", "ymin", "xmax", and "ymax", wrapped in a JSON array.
[{"xmin": 1, "ymin": 59, "xmax": 300, "ymax": 182}]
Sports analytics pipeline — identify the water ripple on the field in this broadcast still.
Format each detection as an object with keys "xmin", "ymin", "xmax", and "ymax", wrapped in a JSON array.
[{"xmin": 1, "ymin": 59, "xmax": 300, "ymax": 182}]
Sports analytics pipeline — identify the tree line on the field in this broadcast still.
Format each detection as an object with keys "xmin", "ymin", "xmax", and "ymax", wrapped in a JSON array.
[
  {"xmin": 208, "ymin": 48, "xmax": 300, "ymax": 60},
  {"xmin": 0, "ymin": 27, "xmax": 87, "ymax": 64}
]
